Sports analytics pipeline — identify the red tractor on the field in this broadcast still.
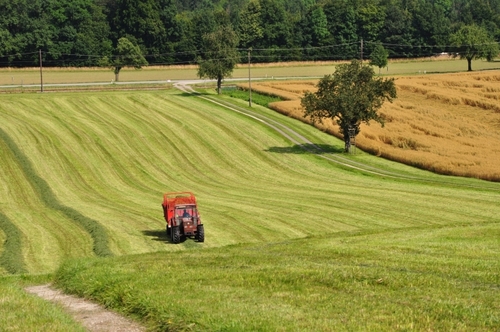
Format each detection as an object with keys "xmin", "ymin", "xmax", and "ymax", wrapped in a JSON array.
[{"xmin": 162, "ymin": 192, "xmax": 204, "ymax": 244}]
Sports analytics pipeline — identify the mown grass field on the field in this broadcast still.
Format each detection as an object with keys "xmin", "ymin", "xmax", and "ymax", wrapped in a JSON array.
[
  {"xmin": 0, "ymin": 62, "xmax": 499, "ymax": 330},
  {"xmin": 54, "ymin": 223, "xmax": 500, "ymax": 331}
]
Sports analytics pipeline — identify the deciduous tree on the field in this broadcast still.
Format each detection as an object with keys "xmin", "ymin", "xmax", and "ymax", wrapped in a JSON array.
[
  {"xmin": 301, "ymin": 60, "xmax": 396, "ymax": 152},
  {"xmin": 450, "ymin": 24, "xmax": 499, "ymax": 71},
  {"xmin": 111, "ymin": 0, "xmax": 165, "ymax": 48},
  {"xmin": 238, "ymin": 0, "xmax": 263, "ymax": 49},
  {"xmin": 323, "ymin": 1, "xmax": 358, "ymax": 60},
  {"xmin": 100, "ymin": 37, "xmax": 148, "ymax": 81},
  {"xmin": 257, "ymin": 0, "xmax": 292, "ymax": 61},
  {"xmin": 369, "ymin": 43, "xmax": 389, "ymax": 73},
  {"xmin": 197, "ymin": 25, "xmax": 239, "ymax": 94}
]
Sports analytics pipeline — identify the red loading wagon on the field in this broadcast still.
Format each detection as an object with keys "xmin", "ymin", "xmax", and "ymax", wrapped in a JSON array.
[{"xmin": 162, "ymin": 192, "xmax": 204, "ymax": 244}]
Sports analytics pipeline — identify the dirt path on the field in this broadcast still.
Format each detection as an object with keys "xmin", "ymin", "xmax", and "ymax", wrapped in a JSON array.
[{"xmin": 25, "ymin": 284, "xmax": 146, "ymax": 332}]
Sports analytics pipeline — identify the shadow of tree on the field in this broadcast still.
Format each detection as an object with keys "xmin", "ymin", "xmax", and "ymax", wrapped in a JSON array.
[{"xmin": 265, "ymin": 143, "xmax": 344, "ymax": 154}]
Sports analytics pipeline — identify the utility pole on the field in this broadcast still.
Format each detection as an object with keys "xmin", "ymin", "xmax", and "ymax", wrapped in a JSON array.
[
  {"xmin": 39, "ymin": 49, "xmax": 44, "ymax": 93},
  {"xmin": 360, "ymin": 39, "xmax": 363, "ymax": 63},
  {"xmin": 248, "ymin": 48, "xmax": 252, "ymax": 107}
]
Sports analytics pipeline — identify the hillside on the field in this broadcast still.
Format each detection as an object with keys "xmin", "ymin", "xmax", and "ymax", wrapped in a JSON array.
[
  {"xmin": 0, "ymin": 87, "xmax": 499, "ymax": 275},
  {"xmin": 1, "ymin": 87, "xmax": 499, "ymax": 330}
]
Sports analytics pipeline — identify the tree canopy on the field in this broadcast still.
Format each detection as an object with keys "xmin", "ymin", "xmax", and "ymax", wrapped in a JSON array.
[
  {"xmin": 197, "ymin": 24, "xmax": 239, "ymax": 94},
  {"xmin": 450, "ymin": 24, "xmax": 499, "ymax": 71},
  {"xmin": 0, "ymin": 0, "xmax": 499, "ymax": 67},
  {"xmin": 100, "ymin": 37, "xmax": 148, "ymax": 81},
  {"xmin": 301, "ymin": 60, "xmax": 397, "ymax": 152},
  {"xmin": 370, "ymin": 44, "xmax": 389, "ymax": 74}
]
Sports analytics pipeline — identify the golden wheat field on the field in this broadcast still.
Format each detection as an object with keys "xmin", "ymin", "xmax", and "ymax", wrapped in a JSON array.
[{"xmin": 239, "ymin": 71, "xmax": 500, "ymax": 181}]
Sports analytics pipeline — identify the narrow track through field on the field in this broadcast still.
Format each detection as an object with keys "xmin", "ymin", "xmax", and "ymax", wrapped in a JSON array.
[
  {"xmin": 175, "ymin": 82, "xmax": 500, "ymax": 191},
  {"xmin": 25, "ymin": 284, "xmax": 145, "ymax": 332}
]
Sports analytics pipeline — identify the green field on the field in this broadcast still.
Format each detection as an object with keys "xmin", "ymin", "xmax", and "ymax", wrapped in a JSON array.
[{"xmin": 0, "ymin": 78, "xmax": 499, "ymax": 330}]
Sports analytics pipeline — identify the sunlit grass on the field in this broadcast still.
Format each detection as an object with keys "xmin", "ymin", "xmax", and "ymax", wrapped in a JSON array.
[
  {"xmin": 1, "ymin": 83, "xmax": 499, "ymax": 330},
  {"xmin": 55, "ymin": 223, "xmax": 500, "ymax": 331},
  {"xmin": 0, "ymin": 275, "xmax": 85, "ymax": 332},
  {"xmin": 221, "ymin": 86, "xmax": 282, "ymax": 107},
  {"xmin": 1, "ymin": 88, "xmax": 500, "ymax": 275}
]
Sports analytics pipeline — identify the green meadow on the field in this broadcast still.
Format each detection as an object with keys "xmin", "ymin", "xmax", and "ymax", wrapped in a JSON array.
[{"xmin": 0, "ymin": 71, "xmax": 499, "ymax": 330}]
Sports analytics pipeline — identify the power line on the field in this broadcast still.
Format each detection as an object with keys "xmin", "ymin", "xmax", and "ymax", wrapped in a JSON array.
[{"xmin": 2, "ymin": 39, "xmax": 499, "ymax": 67}]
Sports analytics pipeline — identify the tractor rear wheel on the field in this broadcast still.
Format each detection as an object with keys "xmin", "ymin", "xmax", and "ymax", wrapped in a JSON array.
[
  {"xmin": 172, "ymin": 226, "xmax": 180, "ymax": 244},
  {"xmin": 197, "ymin": 225, "xmax": 205, "ymax": 242}
]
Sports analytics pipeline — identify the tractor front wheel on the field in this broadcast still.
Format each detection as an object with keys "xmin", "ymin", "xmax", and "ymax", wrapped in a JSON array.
[
  {"xmin": 197, "ymin": 225, "xmax": 205, "ymax": 242},
  {"xmin": 172, "ymin": 226, "xmax": 180, "ymax": 244}
]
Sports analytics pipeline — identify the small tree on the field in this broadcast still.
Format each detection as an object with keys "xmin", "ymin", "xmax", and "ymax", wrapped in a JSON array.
[
  {"xmin": 197, "ymin": 25, "xmax": 240, "ymax": 94},
  {"xmin": 99, "ymin": 37, "xmax": 148, "ymax": 82},
  {"xmin": 450, "ymin": 25, "xmax": 499, "ymax": 71},
  {"xmin": 239, "ymin": 0, "xmax": 263, "ymax": 49},
  {"xmin": 369, "ymin": 44, "xmax": 389, "ymax": 74},
  {"xmin": 301, "ymin": 60, "xmax": 397, "ymax": 152}
]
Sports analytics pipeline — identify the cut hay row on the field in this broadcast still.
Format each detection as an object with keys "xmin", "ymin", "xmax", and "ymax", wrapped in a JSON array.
[
  {"xmin": 0, "ymin": 125, "xmax": 95, "ymax": 273},
  {"xmin": 0, "ymin": 211, "xmax": 27, "ymax": 274},
  {"xmin": 1, "ymin": 89, "xmax": 500, "ymax": 274},
  {"xmin": 0, "ymin": 125, "xmax": 112, "ymax": 258},
  {"xmin": 239, "ymin": 71, "xmax": 500, "ymax": 181}
]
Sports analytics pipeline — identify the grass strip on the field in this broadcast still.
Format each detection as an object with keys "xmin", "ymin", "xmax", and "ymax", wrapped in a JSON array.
[
  {"xmin": 0, "ymin": 127, "xmax": 113, "ymax": 257},
  {"xmin": 222, "ymin": 87, "xmax": 283, "ymax": 107},
  {"xmin": 0, "ymin": 212, "xmax": 27, "ymax": 274},
  {"xmin": 0, "ymin": 276, "xmax": 86, "ymax": 332}
]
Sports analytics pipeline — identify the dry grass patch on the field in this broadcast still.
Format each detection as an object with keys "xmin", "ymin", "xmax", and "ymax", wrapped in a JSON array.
[
  {"xmin": 238, "ymin": 71, "xmax": 500, "ymax": 181},
  {"xmin": 246, "ymin": 80, "xmax": 317, "ymax": 100}
]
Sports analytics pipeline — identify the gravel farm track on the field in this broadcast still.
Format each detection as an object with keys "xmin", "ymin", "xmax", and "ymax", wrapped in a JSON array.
[{"xmin": 25, "ymin": 284, "xmax": 145, "ymax": 332}]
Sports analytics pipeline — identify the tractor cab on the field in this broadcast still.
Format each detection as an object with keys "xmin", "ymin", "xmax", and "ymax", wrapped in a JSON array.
[
  {"xmin": 174, "ymin": 204, "xmax": 200, "ymax": 234},
  {"xmin": 175, "ymin": 205, "xmax": 197, "ymax": 220}
]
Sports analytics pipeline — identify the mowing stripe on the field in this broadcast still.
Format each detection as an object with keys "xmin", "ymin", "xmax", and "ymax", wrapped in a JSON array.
[
  {"xmin": 0, "ymin": 211, "xmax": 27, "ymax": 274},
  {"xmin": 176, "ymin": 83, "xmax": 500, "ymax": 192},
  {"xmin": 0, "ymin": 127, "xmax": 113, "ymax": 257}
]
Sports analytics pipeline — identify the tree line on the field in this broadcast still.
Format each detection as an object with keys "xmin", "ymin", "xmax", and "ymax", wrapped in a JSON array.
[{"xmin": 1, "ymin": 0, "xmax": 499, "ymax": 67}]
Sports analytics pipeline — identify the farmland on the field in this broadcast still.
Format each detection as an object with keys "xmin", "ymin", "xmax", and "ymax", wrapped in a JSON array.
[
  {"xmin": 0, "ymin": 62, "xmax": 500, "ymax": 330},
  {"xmin": 241, "ymin": 70, "xmax": 500, "ymax": 181}
]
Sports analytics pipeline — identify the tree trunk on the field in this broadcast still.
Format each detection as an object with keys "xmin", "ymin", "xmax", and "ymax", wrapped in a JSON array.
[
  {"xmin": 467, "ymin": 57, "xmax": 472, "ymax": 71},
  {"xmin": 217, "ymin": 77, "xmax": 222, "ymax": 94},
  {"xmin": 114, "ymin": 66, "xmax": 122, "ymax": 82},
  {"xmin": 344, "ymin": 136, "xmax": 351, "ymax": 153}
]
